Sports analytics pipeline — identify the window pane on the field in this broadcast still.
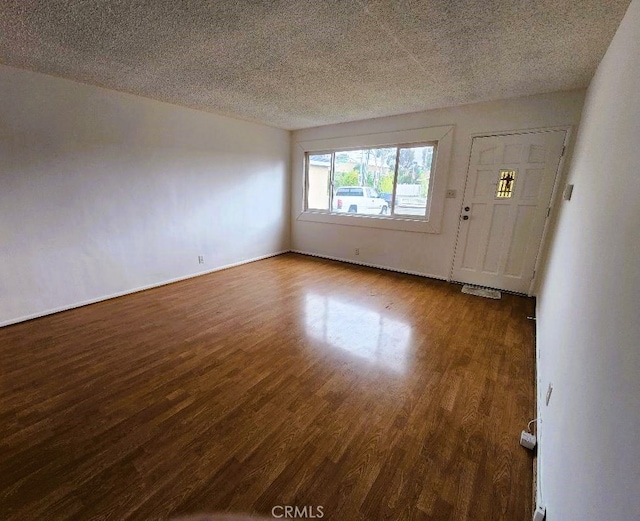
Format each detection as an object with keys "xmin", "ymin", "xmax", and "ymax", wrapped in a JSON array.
[
  {"xmin": 394, "ymin": 145, "xmax": 435, "ymax": 217},
  {"xmin": 332, "ymin": 147, "xmax": 396, "ymax": 215},
  {"xmin": 496, "ymin": 169, "xmax": 517, "ymax": 198},
  {"xmin": 307, "ymin": 153, "xmax": 331, "ymax": 210}
]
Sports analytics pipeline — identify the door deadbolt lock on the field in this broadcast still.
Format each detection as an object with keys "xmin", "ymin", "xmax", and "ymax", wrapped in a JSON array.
[{"xmin": 464, "ymin": 206, "xmax": 470, "ymax": 211}]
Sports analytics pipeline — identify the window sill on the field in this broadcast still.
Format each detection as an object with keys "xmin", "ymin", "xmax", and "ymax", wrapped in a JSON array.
[{"xmin": 296, "ymin": 210, "xmax": 440, "ymax": 233}]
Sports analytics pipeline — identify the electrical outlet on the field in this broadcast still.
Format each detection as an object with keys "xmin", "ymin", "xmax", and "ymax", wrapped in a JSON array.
[
  {"xmin": 355, "ymin": 248, "xmax": 360, "ymax": 256},
  {"xmin": 520, "ymin": 430, "xmax": 537, "ymax": 450},
  {"xmin": 198, "ymin": 255, "xmax": 205, "ymax": 264},
  {"xmin": 545, "ymin": 383, "xmax": 553, "ymax": 406},
  {"xmin": 533, "ymin": 505, "xmax": 546, "ymax": 521},
  {"xmin": 445, "ymin": 189, "xmax": 457, "ymax": 198}
]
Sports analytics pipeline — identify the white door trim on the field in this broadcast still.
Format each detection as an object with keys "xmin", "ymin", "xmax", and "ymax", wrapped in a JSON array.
[
  {"xmin": 527, "ymin": 126, "xmax": 573, "ymax": 296},
  {"xmin": 449, "ymin": 126, "xmax": 573, "ymax": 296}
]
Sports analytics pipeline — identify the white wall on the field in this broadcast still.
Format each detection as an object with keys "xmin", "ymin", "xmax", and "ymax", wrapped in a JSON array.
[
  {"xmin": 291, "ymin": 91, "xmax": 585, "ymax": 280},
  {"xmin": 0, "ymin": 65, "xmax": 290, "ymax": 326},
  {"xmin": 536, "ymin": 1, "xmax": 640, "ymax": 519}
]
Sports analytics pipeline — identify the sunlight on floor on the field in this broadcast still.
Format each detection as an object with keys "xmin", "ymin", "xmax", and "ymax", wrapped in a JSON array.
[{"xmin": 303, "ymin": 293, "xmax": 412, "ymax": 373}]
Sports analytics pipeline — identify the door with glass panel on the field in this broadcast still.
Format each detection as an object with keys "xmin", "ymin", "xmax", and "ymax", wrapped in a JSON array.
[{"xmin": 451, "ymin": 130, "xmax": 566, "ymax": 293}]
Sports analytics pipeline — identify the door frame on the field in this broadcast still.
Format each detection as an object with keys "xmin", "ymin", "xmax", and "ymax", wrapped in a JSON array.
[{"xmin": 449, "ymin": 125, "xmax": 573, "ymax": 296}]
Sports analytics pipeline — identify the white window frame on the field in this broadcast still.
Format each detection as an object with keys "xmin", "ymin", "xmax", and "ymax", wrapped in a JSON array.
[{"xmin": 295, "ymin": 125, "xmax": 453, "ymax": 234}]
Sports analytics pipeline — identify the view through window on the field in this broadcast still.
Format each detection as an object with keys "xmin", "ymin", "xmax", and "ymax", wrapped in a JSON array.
[{"xmin": 306, "ymin": 144, "xmax": 436, "ymax": 219}]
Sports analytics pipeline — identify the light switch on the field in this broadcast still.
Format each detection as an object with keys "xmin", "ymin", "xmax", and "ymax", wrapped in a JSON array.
[{"xmin": 563, "ymin": 184, "xmax": 574, "ymax": 200}]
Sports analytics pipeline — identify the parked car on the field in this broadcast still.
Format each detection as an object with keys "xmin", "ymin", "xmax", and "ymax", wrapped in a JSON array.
[{"xmin": 333, "ymin": 186, "xmax": 389, "ymax": 215}]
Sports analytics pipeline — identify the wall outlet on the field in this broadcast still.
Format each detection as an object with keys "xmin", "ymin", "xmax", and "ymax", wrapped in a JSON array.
[
  {"xmin": 445, "ymin": 189, "xmax": 457, "ymax": 198},
  {"xmin": 533, "ymin": 505, "xmax": 546, "ymax": 521},
  {"xmin": 355, "ymin": 248, "xmax": 360, "ymax": 256},
  {"xmin": 198, "ymin": 255, "xmax": 205, "ymax": 264},
  {"xmin": 520, "ymin": 430, "xmax": 537, "ymax": 450}
]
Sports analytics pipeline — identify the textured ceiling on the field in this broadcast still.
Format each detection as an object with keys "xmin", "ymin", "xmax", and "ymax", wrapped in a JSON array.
[{"xmin": 0, "ymin": 1, "xmax": 631, "ymax": 129}]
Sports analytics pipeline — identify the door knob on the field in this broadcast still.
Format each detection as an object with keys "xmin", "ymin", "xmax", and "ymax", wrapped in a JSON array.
[{"xmin": 462, "ymin": 215, "xmax": 469, "ymax": 220}]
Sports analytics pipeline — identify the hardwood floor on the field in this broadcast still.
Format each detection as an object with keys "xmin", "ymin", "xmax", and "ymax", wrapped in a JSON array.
[{"xmin": 0, "ymin": 253, "xmax": 536, "ymax": 520}]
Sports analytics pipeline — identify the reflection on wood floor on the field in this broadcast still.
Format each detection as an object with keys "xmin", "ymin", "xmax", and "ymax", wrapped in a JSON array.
[{"xmin": 0, "ymin": 253, "xmax": 535, "ymax": 520}]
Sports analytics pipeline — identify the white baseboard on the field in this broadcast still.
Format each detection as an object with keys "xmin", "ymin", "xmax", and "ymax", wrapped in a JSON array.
[
  {"xmin": 0, "ymin": 250, "xmax": 289, "ymax": 328},
  {"xmin": 2, "ymin": 250, "xmax": 448, "ymax": 328},
  {"xmin": 290, "ymin": 249, "xmax": 448, "ymax": 282}
]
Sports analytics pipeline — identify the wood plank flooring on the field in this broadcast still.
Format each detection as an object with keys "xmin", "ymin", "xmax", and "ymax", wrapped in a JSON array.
[{"xmin": 0, "ymin": 253, "xmax": 536, "ymax": 520}]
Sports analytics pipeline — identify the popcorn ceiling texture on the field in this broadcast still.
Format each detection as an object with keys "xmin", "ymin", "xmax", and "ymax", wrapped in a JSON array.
[{"xmin": 0, "ymin": 0, "xmax": 631, "ymax": 129}]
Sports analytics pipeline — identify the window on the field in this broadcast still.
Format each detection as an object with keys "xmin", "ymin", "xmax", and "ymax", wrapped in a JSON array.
[
  {"xmin": 306, "ymin": 153, "xmax": 331, "ymax": 210},
  {"xmin": 296, "ymin": 125, "xmax": 454, "ymax": 234},
  {"xmin": 496, "ymin": 169, "xmax": 517, "ymax": 198},
  {"xmin": 306, "ymin": 143, "xmax": 436, "ymax": 218}
]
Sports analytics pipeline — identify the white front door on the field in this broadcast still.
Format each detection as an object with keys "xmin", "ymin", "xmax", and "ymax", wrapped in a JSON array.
[{"xmin": 451, "ymin": 130, "xmax": 566, "ymax": 294}]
